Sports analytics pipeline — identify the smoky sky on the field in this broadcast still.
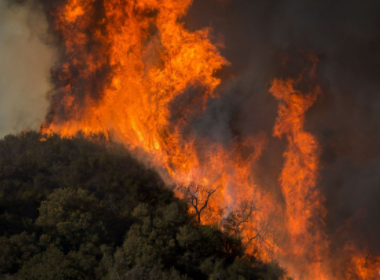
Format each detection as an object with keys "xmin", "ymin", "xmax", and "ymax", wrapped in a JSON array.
[
  {"xmin": 183, "ymin": 0, "xmax": 380, "ymax": 255},
  {"xmin": 0, "ymin": 0, "xmax": 55, "ymax": 137}
]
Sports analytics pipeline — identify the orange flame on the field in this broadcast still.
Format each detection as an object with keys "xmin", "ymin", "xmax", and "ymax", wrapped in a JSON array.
[
  {"xmin": 39, "ymin": 0, "xmax": 380, "ymax": 279},
  {"xmin": 270, "ymin": 77, "xmax": 334, "ymax": 279},
  {"xmin": 344, "ymin": 243, "xmax": 380, "ymax": 280},
  {"xmin": 41, "ymin": 0, "xmax": 272, "ymax": 243}
]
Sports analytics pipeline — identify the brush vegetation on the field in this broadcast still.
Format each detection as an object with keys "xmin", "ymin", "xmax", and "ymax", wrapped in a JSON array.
[{"xmin": 0, "ymin": 132, "xmax": 287, "ymax": 280}]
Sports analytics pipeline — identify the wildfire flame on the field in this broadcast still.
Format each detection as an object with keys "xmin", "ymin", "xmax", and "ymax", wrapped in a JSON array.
[
  {"xmin": 270, "ymin": 77, "xmax": 333, "ymax": 279},
  {"xmin": 39, "ymin": 0, "xmax": 380, "ymax": 279}
]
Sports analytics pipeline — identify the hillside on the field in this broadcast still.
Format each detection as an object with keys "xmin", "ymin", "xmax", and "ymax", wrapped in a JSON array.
[{"xmin": 0, "ymin": 132, "xmax": 287, "ymax": 280}]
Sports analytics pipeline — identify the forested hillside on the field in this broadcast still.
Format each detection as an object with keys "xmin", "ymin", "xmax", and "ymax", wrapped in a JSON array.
[{"xmin": 0, "ymin": 132, "xmax": 287, "ymax": 280}]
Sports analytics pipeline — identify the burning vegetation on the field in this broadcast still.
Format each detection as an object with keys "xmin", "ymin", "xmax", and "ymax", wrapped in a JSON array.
[
  {"xmin": 1, "ymin": 0, "xmax": 380, "ymax": 279},
  {"xmin": 0, "ymin": 132, "xmax": 287, "ymax": 279}
]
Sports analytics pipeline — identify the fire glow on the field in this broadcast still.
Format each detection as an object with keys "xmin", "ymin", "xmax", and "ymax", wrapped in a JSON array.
[{"xmin": 39, "ymin": 0, "xmax": 380, "ymax": 279}]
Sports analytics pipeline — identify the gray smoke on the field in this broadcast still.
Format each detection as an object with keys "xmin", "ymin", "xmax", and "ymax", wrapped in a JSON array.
[
  {"xmin": 184, "ymin": 0, "xmax": 380, "ymax": 256},
  {"xmin": 0, "ymin": 0, "xmax": 55, "ymax": 137}
]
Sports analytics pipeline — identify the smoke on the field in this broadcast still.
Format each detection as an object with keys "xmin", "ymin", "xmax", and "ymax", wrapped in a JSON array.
[
  {"xmin": 183, "ymin": 0, "xmax": 380, "ymax": 255},
  {"xmin": 0, "ymin": 0, "xmax": 55, "ymax": 137}
]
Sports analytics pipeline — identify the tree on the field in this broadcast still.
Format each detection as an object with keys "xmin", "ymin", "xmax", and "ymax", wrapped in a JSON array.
[
  {"xmin": 36, "ymin": 188, "xmax": 107, "ymax": 251},
  {"xmin": 222, "ymin": 196, "xmax": 276, "ymax": 254},
  {"xmin": 0, "ymin": 132, "xmax": 288, "ymax": 280},
  {"xmin": 178, "ymin": 184, "xmax": 220, "ymax": 224},
  {"xmin": 223, "ymin": 200, "xmax": 258, "ymax": 237}
]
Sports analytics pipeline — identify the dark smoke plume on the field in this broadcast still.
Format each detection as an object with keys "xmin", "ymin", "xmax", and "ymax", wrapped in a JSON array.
[{"xmin": 183, "ymin": 0, "xmax": 380, "ymax": 256}]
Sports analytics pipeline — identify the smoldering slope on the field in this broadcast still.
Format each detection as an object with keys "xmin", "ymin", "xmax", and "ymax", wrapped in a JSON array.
[
  {"xmin": 184, "ymin": 0, "xmax": 380, "ymax": 256},
  {"xmin": 0, "ymin": 0, "xmax": 55, "ymax": 138}
]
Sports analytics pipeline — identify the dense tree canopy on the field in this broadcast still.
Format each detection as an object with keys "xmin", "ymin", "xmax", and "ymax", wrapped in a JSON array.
[{"xmin": 0, "ymin": 132, "xmax": 287, "ymax": 280}]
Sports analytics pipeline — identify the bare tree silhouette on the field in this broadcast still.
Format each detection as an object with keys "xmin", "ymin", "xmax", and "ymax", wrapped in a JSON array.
[{"xmin": 178, "ymin": 184, "xmax": 220, "ymax": 224}]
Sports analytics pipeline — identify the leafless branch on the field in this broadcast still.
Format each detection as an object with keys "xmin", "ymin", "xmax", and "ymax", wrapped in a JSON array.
[{"xmin": 178, "ymin": 183, "xmax": 220, "ymax": 223}]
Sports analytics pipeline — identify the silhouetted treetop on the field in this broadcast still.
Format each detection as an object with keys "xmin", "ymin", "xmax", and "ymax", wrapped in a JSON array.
[{"xmin": 0, "ymin": 132, "xmax": 287, "ymax": 280}]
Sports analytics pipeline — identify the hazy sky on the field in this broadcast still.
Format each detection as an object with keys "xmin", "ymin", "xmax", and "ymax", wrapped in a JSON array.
[{"xmin": 0, "ymin": 0, "xmax": 55, "ymax": 137}]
